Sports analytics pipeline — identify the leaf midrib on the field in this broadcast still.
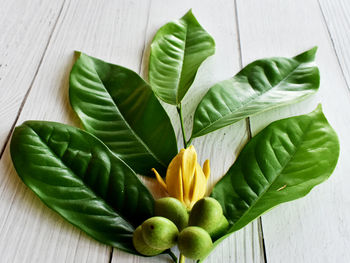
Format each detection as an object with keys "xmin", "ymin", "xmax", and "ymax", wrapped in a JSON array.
[
  {"xmin": 228, "ymin": 118, "xmax": 313, "ymax": 233},
  {"xmin": 193, "ymin": 60, "xmax": 315, "ymax": 137},
  {"xmin": 175, "ymin": 19, "xmax": 188, "ymax": 105},
  {"xmin": 87, "ymin": 58, "xmax": 167, "ymax": 168},
  {"xmin": 26, "ymin": 124, "xmax": 131, "ymax": 224}
]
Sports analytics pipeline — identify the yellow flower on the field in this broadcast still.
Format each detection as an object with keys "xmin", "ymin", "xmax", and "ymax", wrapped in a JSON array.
[{"xmin": 152, "ymin": 145, "xmax": 210, "ymax": 209}]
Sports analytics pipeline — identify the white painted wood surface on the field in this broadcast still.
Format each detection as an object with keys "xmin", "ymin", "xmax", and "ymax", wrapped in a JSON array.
[
  {"xmin": 237, "ymin": 0, "xmax": 350, "ymax": 262},
  {"xmin": 0, "ymin": 0, "xmax": 349, "ymax": 262},
  {"xmin": 319, "ymin": 0, "xmax": 350, "ymax": 88},
  {"xmin": 0, "ymin": 0, "xmax": 64, "ymax": 152},
  {"xmin": 0, "ymin": 0, "xmax": 150, "ymax": 262}
]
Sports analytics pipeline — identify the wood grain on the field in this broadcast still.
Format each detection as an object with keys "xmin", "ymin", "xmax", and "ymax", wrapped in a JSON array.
[
  {"xmin": 237, "ymin": 0, "xmax": 350, "ymax": 262},
  {"xmin": 0, "ymin": 0, "xmax": 65, "ymax": 154},
  {"xmin": 0, "ymin": 0, "xmax": 151, "ymax": 262},
  {"xmin": 319, "ymin": 0, "xmax": 350, "ymax": 88}
]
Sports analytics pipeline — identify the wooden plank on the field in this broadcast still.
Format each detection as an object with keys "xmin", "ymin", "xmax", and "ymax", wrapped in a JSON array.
[
  {"xmin": 0, "ymin": 0, "xmax": 151, "ymax": 262},
  {"xmin": 112, "ymin": 0, "xmax": 264, "ymax": 262},
  {"xmin": 0, "ymin": 0, "xmax": 65, "ymax": 153},
  {"xmin": 236, "ymin": 0, "xmax": 350, "ymax": 262},
  {"xmin": 318, "ymin": 0, "xmax": 350, "ymax": 88}
]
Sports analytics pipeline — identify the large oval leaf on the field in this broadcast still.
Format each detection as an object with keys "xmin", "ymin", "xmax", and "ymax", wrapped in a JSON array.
[
  {"xmin": 149, "ymin": 9, "xmax": 215, "ymax": 105},
  {"xmin": 211, "ymin": 105, "xmax": 339, "ymax": 233},
  {"xmin": 70, "ymin": 53, "xmax": 177, "ymax": 176},
  {"xmin": 10, "ymin": 121, "xmax": 155, "ymax": 254},
  {"xmin": 191, "ymin": 47, "xmax": 320, "ymax": 138},
  {"xmin": 198, "ymin": 106, "xmax": 340, "ymax": 262}
]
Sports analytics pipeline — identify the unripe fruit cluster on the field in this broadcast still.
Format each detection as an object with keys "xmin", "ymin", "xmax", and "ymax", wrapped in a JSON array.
[{"xmin": 132, "ymin": 197, "xmax": 229, "ymax": 260}]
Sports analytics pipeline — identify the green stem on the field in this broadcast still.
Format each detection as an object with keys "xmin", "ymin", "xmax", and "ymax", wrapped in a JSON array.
[
  {"xmin": 177, "ymin": 103, "xmax": 188, "ymax": 148},
  {"xmin": 186, "ymin": 137, "xmax": 193, "ymax": 146},
  {"xmin": 179, "ymin": 253, "xmax": 186, "ymax": 263}
]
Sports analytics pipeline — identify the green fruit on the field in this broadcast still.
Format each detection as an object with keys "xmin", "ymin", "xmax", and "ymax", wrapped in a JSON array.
[
  {"xmin": 155, "ymin": 197, "xmax": 189, "ymax": 230},
  {"xmin": 142, "ymin": 216, "xmax": 179, "ymax": 250},
  {"xmin": 210, "ymin": 215, "xmax": 229, "ymax": 240},
  {"xmin": 132, "ymin": 226, "xmax": 164, "ymax": 256},
  {"xmin": 189, "ymin": 197, "xmax": 224, "ymax": 236},
  {"xmin": 178, "ymin": 226, "xmax": 213, "ymax": 260}
]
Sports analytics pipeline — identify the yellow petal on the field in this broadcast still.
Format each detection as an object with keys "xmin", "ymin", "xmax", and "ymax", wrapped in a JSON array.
[
  {"xmin": 188, "ymin": 163, "xmax": 207, "ymax": 208},
  {"xmin": 203, "ymin": 159, "xmax": 210, "ymax": 180},
  {"xmin": 181, "ymin": 145, "xmax": 197, "ymax": 203},
  {"xmin": 152, "ymin": 168, "xmax": 167, "ymax": 192},
  {"xmin": 166, "ymin": 152, "xmax": 184, "ymax": 203}
]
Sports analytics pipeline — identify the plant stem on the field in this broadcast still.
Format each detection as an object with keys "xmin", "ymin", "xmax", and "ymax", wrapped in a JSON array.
[
  {"xmin": 179, "ymin": 253, "xmax": 186, "ymax": 263},
  {"xmin": 167, "ymin": 250, "xmax": 178, "ymax": 263},
  {"xmin": 186, "ymin": 137, "xmax": 193, "ymax": 146},
  {"xmin": 177, "ymin": 103, "xmax": 188, "ymax": 148}
]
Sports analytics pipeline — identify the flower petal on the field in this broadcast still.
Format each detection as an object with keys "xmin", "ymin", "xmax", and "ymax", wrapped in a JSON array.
[
  {"xmin": 166, "ymin": 151, "xmax": 184, "ymax": 203},
  {"xmin": 188, "ymin": 163, "xmax": 207, "ymax": 208},
  {"xmin": 152, "ymin": 168, "xmax": 167, "ymax": 192},
  {"xmin": 181, "ymin": 145, "xmax": 197, "ymax": 203},
  {"xmin": 203, "ymin": 159, "xmax": 210, "ymax": 180}
]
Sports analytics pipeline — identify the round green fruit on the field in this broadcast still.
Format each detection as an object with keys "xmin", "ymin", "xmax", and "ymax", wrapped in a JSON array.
[
  {"xmin": 132, "ymin": 226, "xmax": 164, "ymax": 256},
  {"xmin": 154, "ymin": 197, "xmax": 189, "ymax": 230},
  {"xmin": 189, "ymin": 197, "xmax": 224, "ymax": 236},
  {"xmin": 178, "ymin": 226, "xmax": 213, "ymax": 260},
  {"xmin": 142, "ymin": 216, "xmax": 179, "ymax": 250},
  {"xmin": 210, "ymin": 215, "xmax": 229, "ymax": 240}
]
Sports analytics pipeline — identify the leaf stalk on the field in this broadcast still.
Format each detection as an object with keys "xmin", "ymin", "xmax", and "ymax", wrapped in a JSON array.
[
  {"xmin": 167, "ymin": 249, "xmax": 178, "ymax": 262},
  {"xmin": 177, "ymin": 103, "xmax": 189, "ymax": 148}
]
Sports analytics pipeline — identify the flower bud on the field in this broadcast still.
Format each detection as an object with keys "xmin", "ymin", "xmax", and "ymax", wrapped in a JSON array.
[{"xmin": 152, "ymin": 145, "xmax": 210, "ymax": 209}]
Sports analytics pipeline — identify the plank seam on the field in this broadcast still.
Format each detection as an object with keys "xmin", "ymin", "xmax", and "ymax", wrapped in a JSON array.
[
  {"xmin": 0, "ymin": 0, "xmax": 68, "ymax": 161},
  {"xmin": 139, "ymin": 0, "xmax": 153, "ymax": 78},
  {"xmin": 317, "ymin": 0, "xmax": 350, "ymax": 93},
  {"xmin": 108, "ymin": 246, "xmax": 114, "ymax": 263},
  {"xmin": 234, "ymin": 0, "xmax": 243, "ymax": 69},
  {"xmin": 109, "ymin": 0, "xmax": 153, "ymax": 262},
  {"xmin": 258, "ymin": 217, "xmax": 268, "ymax": 263},
  {"xmin": 234, "ymin": 0, "xmax": 266, "ymax": 262}
]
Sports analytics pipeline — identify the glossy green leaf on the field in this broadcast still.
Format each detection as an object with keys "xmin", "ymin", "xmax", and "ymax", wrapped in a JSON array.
[
  {"xmin": 191, "ymin": 47, "xmax": 320, "ymax": 138},
  {"xmin": 204, "ymin": 105, "xmax": 339, "ymax": 260},
  {"xmin": 10, "ymin": 121, "xmax": 155, "ymax": 254},
  {"xmin": 149, "ymin": 9, "xmax": 215, "ymax": 105},
  {"xmin": 212, "ymin": 105, "xmax": 339, "ymax": 232},
  {"xmin": 70, "ymin": 53, "xmax": 177, "ymax": 176}
]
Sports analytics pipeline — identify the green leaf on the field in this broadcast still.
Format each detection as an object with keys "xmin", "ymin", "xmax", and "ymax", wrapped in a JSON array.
[
  {"xmin": 69, "ymin": 53, "xmax": 177, "ymax": 176},
  {"xmin": 191, "ymin": 47, "xmax": 320, "ymax": 138},
  {"xmin": 10, "ymin": 121, "xmax": 155, "ymax": 254},
  {"xmin": 149, "ymin": 9, "xmax": 215, "ymax": 105},
  {"xmin": 212, "ymin": 104, "xmax": 338, "ymax": 232},
  {"xmin": 198, "ymin": 106, "xmax": 340, "ymax": 261}
]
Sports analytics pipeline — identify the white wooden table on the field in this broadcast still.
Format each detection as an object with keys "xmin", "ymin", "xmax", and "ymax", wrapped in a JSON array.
[{"xmin": 1, "ymin": 0, "xmax": 349, "ymax": 262}]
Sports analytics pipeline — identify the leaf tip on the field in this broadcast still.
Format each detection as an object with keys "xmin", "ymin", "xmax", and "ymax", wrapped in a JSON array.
[
  {"xmin": 314, "ymin": 103, "xmax": 323, "ymax": 113},
  {"xmin": 74, "ymin": 50, "xmax": 82, "ymax": 58},
  {"xmin": 307, "ymin": 104, "xmax": 324, "ymax": 120},
  {"xmin": 294, "ymin": 46, "xmax": 318, "ymax": 62},
  {"xmin": 308, "ymin": 46, "xmax": 318, "ymax": 59},
  {"xmin": 185, "ymin": 8, "xmax": 194, "ymax": 17}
]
